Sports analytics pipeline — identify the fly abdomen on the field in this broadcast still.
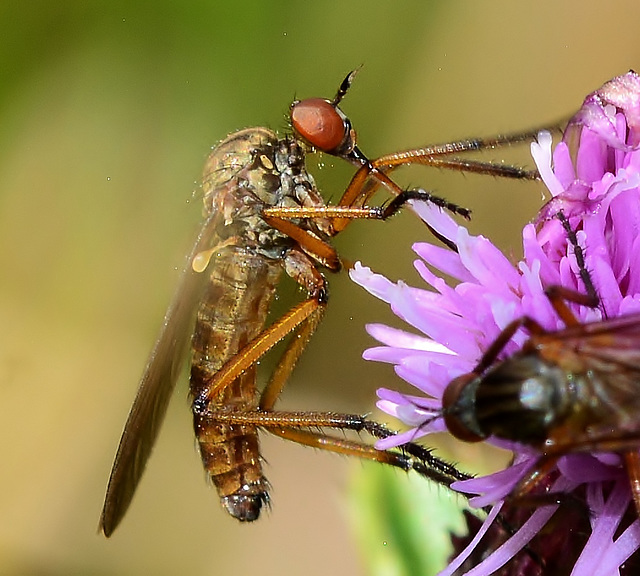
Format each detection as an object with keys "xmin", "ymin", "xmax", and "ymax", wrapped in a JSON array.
[
  {"xmin": 193, "ymin": 378, "xmax": 270, "ymax": 521},
  {"xmin": 190, "ymin": 247, "xmax": 281, "ymax": 521}
]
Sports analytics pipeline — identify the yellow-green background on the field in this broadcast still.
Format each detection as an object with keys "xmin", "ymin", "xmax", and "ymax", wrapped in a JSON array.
[{"xmin": 1, "ymin": 2, "xmax": 639, "ymax": 575}]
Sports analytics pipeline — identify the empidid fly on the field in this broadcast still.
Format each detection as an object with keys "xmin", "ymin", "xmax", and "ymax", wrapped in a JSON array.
[{"xmin": 99, "ymin": 70, "xmax": 543, "ymax": 535}]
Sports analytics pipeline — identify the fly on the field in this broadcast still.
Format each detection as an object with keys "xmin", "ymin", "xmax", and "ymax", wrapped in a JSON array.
[
  {"xmin": 99, "ymin": 70, "xmax": 543, "ymax": 535},
  {"xmin": 443, "ymin": 212, "xmax": 640, "ymax": 515}
]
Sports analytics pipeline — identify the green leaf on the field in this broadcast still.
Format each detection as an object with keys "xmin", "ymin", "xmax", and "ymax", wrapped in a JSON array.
[{"xmin": 349, "ymin": 461, "xmax": 473, "ymax": 576}]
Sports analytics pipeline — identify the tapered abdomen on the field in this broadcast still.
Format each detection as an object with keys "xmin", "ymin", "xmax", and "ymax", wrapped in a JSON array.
[{"xmin": 190, "ymin": 246, "xmax": 281, "ymax": 521}]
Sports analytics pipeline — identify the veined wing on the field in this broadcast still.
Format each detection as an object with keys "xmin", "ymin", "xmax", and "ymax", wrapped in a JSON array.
[
  {"xmin": 99, "ymin": 209, "xmax": 221, "ymax": 536},
  {"xmin": 550, "ymin": 312, "xmax": 640, "ymax": 371},
  {"xmin": 544, "ymin": 312, "xmax": 640, "ymax": 434}
]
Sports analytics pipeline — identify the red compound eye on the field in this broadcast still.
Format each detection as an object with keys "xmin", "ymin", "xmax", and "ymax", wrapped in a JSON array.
[{"xmin": 290, "ymin": 98, "xmax": 347, "ymax": 153}]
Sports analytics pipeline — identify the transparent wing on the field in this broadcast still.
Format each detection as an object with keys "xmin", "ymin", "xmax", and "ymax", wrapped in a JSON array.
[
  {"xmin": 99, "ymin": 209, "xmax": 221, "ymax": 536},
  {"xmin": 556, "ymin": 313, "xmax": 640, "ymax": 374},
  {"xmin": 547, "ymin": 313, "xmax": 640, "ymax": 433}
]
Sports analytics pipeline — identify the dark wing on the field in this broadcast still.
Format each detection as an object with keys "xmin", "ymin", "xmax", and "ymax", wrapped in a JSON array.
[
  {"xmin": 99, "ymin": 210, "xmax": 221, "ymax": 536},
  {"xmin": 545, "ymin": 313, "xmax": 640, "ymax": 437}
]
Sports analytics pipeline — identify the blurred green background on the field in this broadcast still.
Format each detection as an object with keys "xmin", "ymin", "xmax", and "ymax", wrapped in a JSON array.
[{"xmin": 2, "ymin": 2, "xmax": 640, "ymax": 575}]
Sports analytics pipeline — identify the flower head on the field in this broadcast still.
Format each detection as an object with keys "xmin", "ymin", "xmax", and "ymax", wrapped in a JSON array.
[{"xmin": 350, "ymin": 71, "xmax": 640, "ymax": 574}]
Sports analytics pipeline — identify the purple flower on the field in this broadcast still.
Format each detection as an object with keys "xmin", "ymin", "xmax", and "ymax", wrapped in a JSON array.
[{"xmin": 350, "ymin": 72, "xmax": 640, "ymax": 575}]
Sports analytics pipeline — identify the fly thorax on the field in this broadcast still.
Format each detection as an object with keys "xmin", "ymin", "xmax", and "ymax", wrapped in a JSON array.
[
  {"xmin": 272, "ymin": 137, "xmax": 332, "ymax": 241},
  {"xmin": 475, "ymin": 355, "xmax": 570, "ymax": 445},
  {"xmin": 273, "ymin": 139, "xmax": 321, "ymax": 205}
]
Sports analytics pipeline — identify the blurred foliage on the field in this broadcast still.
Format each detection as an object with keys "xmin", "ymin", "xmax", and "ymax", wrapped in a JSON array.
[
  {"xmin": 1, "ymin": 2, "xmax": 640, "ymax": 575},
  {"xmin": 349, "ymin": 462, "xmax": 470, "ymax": 576}
]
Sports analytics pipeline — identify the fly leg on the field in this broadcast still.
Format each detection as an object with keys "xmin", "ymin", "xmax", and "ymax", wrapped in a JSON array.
[
  {"xmin": 471, "ymin": 316, "xmax": 548, "ymax": 374},
  {"xmin": 257, "ymin": 325, "xmax": 471, "ymax": 488},
  {"xmin": 330, "ymin": 134, "xmax": 542, "ymax": 234},
  {"xmin": 263, "ymin": 187, "xmax": 471, "ymax": 253},
  {"xmin": 263, "ymin": 189, "xmax": 472, "ymax": 223},
  {"xmin": 267, "ymin": 426, "xmax": 467, "ymax": 489},
  {"xmin": 191, "ymin": 297, "xmax": 325, "ymax": 413},
  {"xmin": 202, "ymin": 408, "xmax": 471, "ymax": 488},
  {"xmin": 470, "ymin": 210, "xmax": 603, "ymax": 373},
  {"xmin": 528, "ymin": 430, "xmax": 640, "ymax": 517},
  {"xmin": 191, "ymin": 294, "xmax": 470, "ymax": 490},
  {"xmin": 542, "ymin": 210, "xmax": 601, "ymax": 325}
]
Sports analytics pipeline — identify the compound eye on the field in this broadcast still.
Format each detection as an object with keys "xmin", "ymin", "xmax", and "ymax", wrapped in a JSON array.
[
  {"xmin": 442, "ymin": 373, "xmax": 484, "ymax": 443},
  {"xmin": 290, "ymin": 98, "xmax": 347, "ymax": 153}
]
